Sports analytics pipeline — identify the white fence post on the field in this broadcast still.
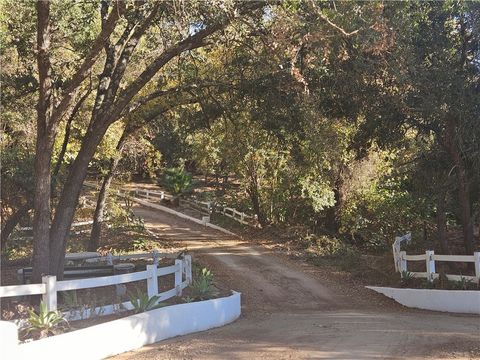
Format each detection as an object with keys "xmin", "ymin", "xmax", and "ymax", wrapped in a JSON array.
[
  {"xmin": 106, "ymin": 252, "xmax": 113, "ymax": 265},
  {"xmin": 146, "ymin": 265, "xmax": 158, "ymax": 298},
  {"xmin": 202, "ymin": 215, "xmax": 210, "ymax": 226},
  {"xmin": 426, "ymin": 250, "xmax": 435, "ymax": 281},
  {"xmin": 184, "ymin": 255, "xmax": 192, "ymax": 284},
  {"xmin": 160, "ymin": 191, "xmax": 164, "ymax": 200},
  {"xmin": 474, "ymin": 252, "xmax": 480, "ymax": 282},
  {"xmin": 175, "ymin": 259, "xmax": 183, "ymax": 296},
  {"xmin": 42, "ymin": 276, "xmax": 57, "ymax": 311},
  {"xmin": 152, "ymin": 250, "xmax": 159, "ymax": 265},
  {"xmin": 146, "ymin": 190, "xmax": 149, "ymax": 200},
  {"xmin": 399, "ymin": 251, "xmax": 407, "ymax": 274}
]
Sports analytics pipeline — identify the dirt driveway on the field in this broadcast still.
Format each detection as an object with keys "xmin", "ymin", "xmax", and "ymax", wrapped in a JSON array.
[{"xmin": 113, "ymin": 205, "xmax": 480, "ymax": 360}]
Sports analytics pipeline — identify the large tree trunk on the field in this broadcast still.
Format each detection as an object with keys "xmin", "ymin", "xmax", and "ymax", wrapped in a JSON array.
[
  {"xmin": 49, "ymin": 122, "xmax": 109, "ymax": 278},
  {"xmin": 436, "ymin": 189, "xmax": 448, "ymax": 254},
  {"xmin": 32, "ymin": 1, "xmax": 53, "ymax": 283},
  {"xmin": 325, "ymin": 187, "xmax": 342, "ymax": 234},
  {"xmin": 247, "ymin": 178, "xmax": 266, "ymax": 226},
  {"xmin": 1, "ymin": 202, "xmax": 31, "ymax": 256},
  {"xmin": 445, "ymin": 120, "xmax": 475, "ymax": 254},
  {"xmin": 89, "ymin": 130, "xmax": 129, "ymax": 251}
]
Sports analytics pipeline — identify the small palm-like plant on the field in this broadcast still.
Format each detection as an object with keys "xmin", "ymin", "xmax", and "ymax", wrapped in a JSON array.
[
  {"xmin": 128, "ymin": 287, "xmax": 164, "ymax": 313},
  {"xmin": 23, "ymin": 301, "xmax": 68, "ymax": 339},
  {"xmin": 161, "ymin": 167, "xmax": 193, "ymax": 195}
]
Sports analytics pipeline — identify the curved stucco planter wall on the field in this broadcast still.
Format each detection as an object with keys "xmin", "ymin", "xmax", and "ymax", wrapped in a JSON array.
[
  {"xmin": 3, "ymin": 292, "xmax": 241, "ymax": 360},
  {"xmin": 367, "ymin": 286, "xmax": 480, "ymax": 314}
]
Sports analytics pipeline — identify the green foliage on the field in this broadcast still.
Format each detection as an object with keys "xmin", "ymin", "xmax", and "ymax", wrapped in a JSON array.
[
  {"xmin": 182, "ymin": 296, "xmax": 194, "ymax": 303},
  {"xmin": 400, "ymin": 271, "xmax": 413, "ymax": 280},
  {"xmin": 191, "ymin": 268, "xmax": 215, "ymax": 300},
  {"xmin": 62, "ymin": 290, "xmax": 79, "ymax": 310},
  {"xmin": 161, "ymin": 167, "xmax": 193, "ymax": 195},
  {"xmin": 23, "ymin": 302, "xmax": 68, "ymax": 339},
  {"xmin": 451, "ymin": 277, "xmax": 473, "ymax": 291},
  {"xmin": 308, "ymin": 235, "xmax": 345, "ymax": 256},
  {"xmin": 400, "ymin": 271, "xmax": 414, "ymax": 287},
  {"xmin": 128, "ymin": 287, "xmax": 164, "ymax": 314}
]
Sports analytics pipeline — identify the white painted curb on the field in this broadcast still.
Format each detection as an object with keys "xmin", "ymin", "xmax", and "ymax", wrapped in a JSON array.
[
  {"xmin": 367, "ymin": 286, "xmax": 480, "ymax": 314},
  {"xmin": 6, "ymin": 292, "xmax": 241, "ymax": 360}
]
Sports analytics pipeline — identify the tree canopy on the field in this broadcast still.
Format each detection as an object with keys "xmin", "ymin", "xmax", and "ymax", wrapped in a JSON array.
[{"xmin": 1, "ymin": 0, "xmax": 478, "ymax": 279}]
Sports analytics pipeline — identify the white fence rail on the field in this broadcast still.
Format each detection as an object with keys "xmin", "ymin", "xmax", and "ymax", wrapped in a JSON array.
[
  {"xmin": 86, "ymin": 250, "xmax": 179, "ymax": 265},
  {"xmin": 219, "ymin": 206, "xmax": 256, "ymax": 225},
  {"xmin": 133, "ymin": 188, "xmax": 174, "ymax": 202},
  {"xmin": 392, "ymin": 235, "xmax": 480, "ymax": 283},
  {"xmin": 179, "ymin": 198, "xmax": 212, "ymax": 216},
  {"xmin": 0, "ymin": 255, "xmax": 192, "ymax": 321},
  {"xmin": 17, "ymin": 220, "xmax": 94, "ymax": 233}
]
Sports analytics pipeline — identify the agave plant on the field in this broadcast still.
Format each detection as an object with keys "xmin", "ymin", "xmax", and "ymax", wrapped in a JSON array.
[
  {"xmin": 128, "ymin": 287, "xmax": 164, "ymax": 313},
  {"xmin": 23, "ymin": 301, "xmax": 68, "ymax": 339},
  {"xmin": 191, "ymin": 268, "xmax": 216, "ymax": 300}
]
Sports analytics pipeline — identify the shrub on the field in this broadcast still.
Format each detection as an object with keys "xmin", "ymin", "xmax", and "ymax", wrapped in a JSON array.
[{"xmin": 160, "ymin": 167, "xmax": 193, "ymax": 195}]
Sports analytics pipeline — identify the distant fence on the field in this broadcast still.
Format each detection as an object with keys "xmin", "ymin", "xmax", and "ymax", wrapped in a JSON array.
[
  {"xmin": 133, "ymin": 188, "xmax": 174, "ymax": 202},
  {"xmin": 85, "ymin": 181, "xmax": 257, "ymax": 227},
  {"xmin": 179, "ymin": 198, "xmax": 257, "ymax": 226},
  {"xmin": 392, "ymin": 233, "xmax": 480, "ymax": 283},
  {"xmin": 17, "ymin": 220, "xmax": 94, "ymax": 232},
  {"xmin": 218, "ymin": 206, "xmax": 256, "ymax": 226},
  {"xmin": 0, "ymin": 253, "xmax": 192, "ymax": 321},
  {"xmin": 179, "ymin": 198, "xmax": 211, "ymax": 216}
]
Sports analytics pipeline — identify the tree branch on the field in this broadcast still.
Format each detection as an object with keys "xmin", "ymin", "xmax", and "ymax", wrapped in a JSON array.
[
  {"xmin": 309, "ymin": 0, "xmax": 360, "ymax": 37},
  {"xmin": 103, "ymin": 3, "xmax": 161, "ymax": 111},
  {"xmin": 52, "ymin": 85, "xmax": 92, "ymax": 180},
  {"xmin": 49, "ymin": 1, "xmax": 125, "ymax": 131},
  {"xmin": 108, "ymin": 1, "xmax": 264, "ymax": 124}
]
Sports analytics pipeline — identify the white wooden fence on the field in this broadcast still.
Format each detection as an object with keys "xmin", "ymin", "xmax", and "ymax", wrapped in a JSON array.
[
  {"xmin": 0, "ymin": 255, "xmax": 192, "ymax": 320},
  {"xmin": 219, "ymin": 206, "xmax": 256, "ymax": 225},
  {"xmin": 179, "ymin": 198, "xmax": 212, "ymax": 216},
  {"xmin": 132, "ymin": 188, "xmax": 174, "ymax": 202},
  {"xmin": 85, "ymin": 181, "xmax": 257, "ymax": 227},
  {"xmin": 17, "ymin": 220, "xmax": 94, "ymax": 232},
  {"xmin": 179, "ymin": 198, "xmax": 256, "ymax": 226},
  {"xmin": 179, "ymin": 198, "xmax": 257, "ymax": 227},
  {"xmin": 392, "ymin": 234, "xmax": 480, "ymax": 283}
]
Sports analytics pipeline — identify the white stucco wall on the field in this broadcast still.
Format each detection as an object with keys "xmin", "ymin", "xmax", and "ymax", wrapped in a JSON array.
[{"xmin": 367, "ymin": 286, "xmax": 480, "ymax": 314}]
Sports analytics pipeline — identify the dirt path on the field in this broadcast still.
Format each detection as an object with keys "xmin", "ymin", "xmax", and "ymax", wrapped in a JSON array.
[{"xmin": 113, "ymin": 205, "xmax": 480, "ymax": 360}]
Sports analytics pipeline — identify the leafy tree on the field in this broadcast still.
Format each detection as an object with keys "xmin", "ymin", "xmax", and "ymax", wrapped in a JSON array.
[{"xmin": 28, "ymin": 0, "xmax": 265, "ymax": 280}]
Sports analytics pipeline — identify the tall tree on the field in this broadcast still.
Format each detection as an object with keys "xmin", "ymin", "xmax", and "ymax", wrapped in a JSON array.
[{"xmin": 32, "ymin": 0, "xmax": 264, "ymax": 280}]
